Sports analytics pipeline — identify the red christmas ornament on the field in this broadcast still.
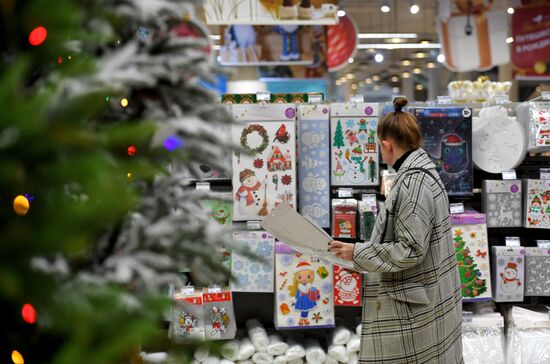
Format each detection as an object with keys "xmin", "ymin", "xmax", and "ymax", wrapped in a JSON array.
[
  {"xmin": 57, "ymin": 56, "xmax": 63, "ymax": 64},
  {"xmin": 21, "ymin": 303, "xmax": 36, "ymax": 324},
  {"xmin": 127, "ymin": 146, "xmax": 137, "ymax": 156},
  {"xmin": 29, "ymin": 26, "xmax": 47, "ymax": 46},
  {"xmin": 465, "ymin": 271, "xmax": 471, "ymax": 278}
]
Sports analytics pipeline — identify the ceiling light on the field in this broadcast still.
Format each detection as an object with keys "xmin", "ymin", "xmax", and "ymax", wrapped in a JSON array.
[
  {"xmin": 403, "ymin": 72, "xmax": 411, "ymax": 78},
  {"xmin": 402, "ymin": 59, "xmax": 412, "ymax": 66},
  {"xmin": 426, "ymin": 62, "xmax": 436, "ymax": 68},
  {"xmin": 391, "ymin": 75, "xmax": 399, "ymax": 82},
  {"xmin": 374, "ymin": 53, "xmax": 384, "ymax": 62},
  {"xmin": 507, "ymin": 7, "xmax": 514, "ymax": 14},
  {"xmin": 381, "ymin": 1, "xmax": 390, "ymax": 13},
  {"xmin": 414, "ymin": 52, "xmax": 427, "ymax": 58},
  {"xmin": 348, "ymin": 57, "xmax": 354, "ymax": 63},
  {"xmin": 506, "ymin": 37, "xmax": 514, "ymax": 44},
  {"xmin": 337, "ymin": 10, "xmax": 346, "ymax": 17},
  {"xmin": 346, "ymin": 73, "xmax": 355, "ymax": 79},
  {"xmin": 416, "ymin": 84, "xmax": 424, "ymax": 91},
  {"xmin": 357, "ymin": 33, "xmax": 418, "ymax": 39},
  {"xmin": 336, "ymin": 80, "xmax": 341, "ymax": 86},
  {"xmin": 413, "ymin": 67, "xmax": 421, "ymax": 74},
  {"xmin": 351, "ymin": 84, "xmax": 358, "ymax": 90},
  {"xmin": 367, "ymin": 48, "xmax": 376, "ymax": 53},
  {"xmin": 392, "ymin": 87, "xmax": 400, "ymax": 93},
  {"xmin": 366, "ymin": 78, "xmax": 372, "ymax": 84},
  {"xmin": 437, "ymin": 54, "xmax": 446, "ymax": 62},
  {"xmin": 410, "ymin": 4, "xmax": 420, "ymax": 14},
  {"xmin": 372, "ymin": 75, "xmax": 380, "ymax": 81},
  {"xmin": 357, "ymin": 43, "xmax": 441, "ymax": 50},
  {"xmin": 374, "ymin": 85, "xmax": 381, "ymax": 91},
  {"xmin": 420, "ymin": 40, "xmax": 430, "ymax": 44}
]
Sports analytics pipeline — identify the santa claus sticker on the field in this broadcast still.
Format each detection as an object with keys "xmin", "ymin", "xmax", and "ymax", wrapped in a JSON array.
[
  {"xmin": 231, "ymin": 104, "xmax": 297, "ymax": 221},
  {"xmin": 334, "ymin": 265, "xmax": 362, "ymax": 306}
]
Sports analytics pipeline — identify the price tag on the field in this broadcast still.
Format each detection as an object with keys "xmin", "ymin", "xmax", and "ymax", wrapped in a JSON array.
[
  {"xmin": 437, "ymin": 96, "xmax": 452, "ymax": 104},
  {"xmin": 450, "ymin": 203, "xmax": 464, "ymax": 214},
  {"xmin": 541, "ymin": 168, "xmax": 550, "ymax": 180},
  {"xmin": 207, "ymin": 285, "xmax": 221, "ymax": 293},
  {"xmin": 181, "ymin": 286, "xmax": 195, "ymax": 295},
  {"xmin": 537, "ymin": 240, "xmax": 550, "ymax": 248},
  {"xmin": 247, "ymin": 220, "xmax": 261, "ymax": 230},
  {"xmin": 462, "ymin": 311, "xmax": 473, "ymax": 323},
  {"xmin": 494, "ymin": 95, "xmax": 510, "ymax": 104},
  {"xmin": 502, "ymin": 170, "xmax": 517, "ymax": 180},
  {"xmin": 350, "ymin": 95, "xmax": 364, "ymax": 103},
  {"xmin": 256, "ymin": 91, "xmax": 271, "ymax": 101},
  {"xmin": 541, "ymin": 91, "xmax": 550, "ymax": 100},
  {"xmin": 196, "ymin": 182, "xmax": 210, "ymax": 191},
  {"xmin": 362, "ymin": 194, "xmax": 377, "ymax": 203},
  {"xmin": 506, "ymin": 237, "xmax": 521, "ymax": 247},
  {"xmin": 338, "ymin": 188, "xmax": 353, "ymax": 198},
  {"xmin": 308, "ymin": 93, "xmax": 323, "ymax": 104}
]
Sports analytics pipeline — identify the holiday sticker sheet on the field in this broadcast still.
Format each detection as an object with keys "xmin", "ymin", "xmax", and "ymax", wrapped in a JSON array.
[
  {"xmin": 275, "ymin": 242, "xmax": 335, "ymax": 330},
  {"xmin": 412, "ymin": 107, "xmax": 473, "ymax": 195},
  {"xmin": 524, "ymin": 179, "xmax": 550, "ymax": 229},
  {"xmin": 330, "ymin": 103, "xmax": 379, "ymax": 186},
  {"xmin": 482, "ymin": 180, "xmax": 522, "ymax": 228},
  {"xmin": 203, "ymin": 289, "xmax": 237, "ymax": 340},
  {"xmin": 231, "ymin": 231, "xmax": 275, "ymax": 292},
  {"xmin": 525, "ymin": 248, "xmax": 550, "ymax": 296},
  {"xmin": 172, "ymin": 290, "xmax": 205, "ymax": 342},
  {"xmin": 333, "ymin": 265, "xmax": 362, "ymax": 306},
  {"xmin": 231, "ymin": 104, "xmax": 297, "ymax": 221},
  {"xmin": 451, "ymin": 212, "xmax": 492, "ymax": 301},
  {"xmin": 298, "ymin": 104, "xmax": 331, "ymax": 228},
  {"xmin": 492, "ymin": 246, "xmax": 525, "ymax": 302},
  {"xmin": 519, "ymin": 102, "xmax": 550, "ymax": 152},
  {"xmin": 201, "ymin": 193, "xmax": 233, "ymax": 226}
]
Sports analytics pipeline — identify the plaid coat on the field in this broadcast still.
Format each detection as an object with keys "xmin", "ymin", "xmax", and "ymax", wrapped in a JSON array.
[{"xmin": 353, "ymin": 149, "xmax": 463, "ymax": 364}]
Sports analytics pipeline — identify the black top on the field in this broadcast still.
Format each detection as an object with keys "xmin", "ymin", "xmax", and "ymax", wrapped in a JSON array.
[{"xmin": 392, "ymin": 149, "xmax": 414, "ymax": 172}]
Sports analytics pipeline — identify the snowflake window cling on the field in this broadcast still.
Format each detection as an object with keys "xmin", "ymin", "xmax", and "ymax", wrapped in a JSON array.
[
  {"xmin": 524, "ymin": 247, "xmax": 550, "ymax": 296},
  {"xmin": 482, "ymin": 180, "xmax": 522, "ymax": 228}
]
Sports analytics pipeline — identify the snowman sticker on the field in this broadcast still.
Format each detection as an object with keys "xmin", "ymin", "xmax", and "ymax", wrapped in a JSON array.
[
  {"xmin": 235, "ymin": 168, "xmax": 264, "ymax": 216},
  {"xmin": 500, "ymin": 262, "xmax": 522, "ymax": 294}
]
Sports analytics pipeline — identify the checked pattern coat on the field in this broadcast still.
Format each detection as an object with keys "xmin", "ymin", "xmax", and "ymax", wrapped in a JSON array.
[{"xmin": 353, "ymin": 149, "xmax": 463, "ymax": 364}]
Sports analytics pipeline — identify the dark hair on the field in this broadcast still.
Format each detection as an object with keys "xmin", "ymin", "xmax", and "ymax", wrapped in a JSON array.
[{"xmin": 377, "ymin": 97, "xmax": 422, "ymax": 149}]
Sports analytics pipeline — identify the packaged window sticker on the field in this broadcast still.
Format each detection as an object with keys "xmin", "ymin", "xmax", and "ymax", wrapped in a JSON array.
[
  {"xmin": 358, "ymin": 195, "xmax": 378, "ymax": 241},
  {"xmin": 332, "ymin": 199, "xmax": 357, "ymax": 239}
]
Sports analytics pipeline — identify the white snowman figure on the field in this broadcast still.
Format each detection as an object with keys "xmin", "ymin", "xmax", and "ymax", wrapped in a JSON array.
[
  {"xmin": 303, "ymin": 203, "xmax": 328, "ymax": 219},
  {"xmin": 235, "ymin": 168, "xmax": 263, "ymax": 216},
  {"xmin": 500, "ymin": 262, "xmax": 521, "ymax": 294},
  {"xmin": 303, "ymin": 174, "xmax": 327, "ymax": 194},
  {"xmin": 347, "ymin": 159, "xmax": 366, "ymax": 184},
  {"xmin": 335, "ymin": 270, "xmax": 360, "ymax": 305},
  {"xmin": 301, "ymin": 131, "xmax": 325, "ymax": 148}
]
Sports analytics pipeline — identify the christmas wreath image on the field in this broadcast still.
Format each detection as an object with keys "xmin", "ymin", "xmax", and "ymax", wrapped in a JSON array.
[{"xmin": 240, "ymin": 124, "xmax": 269, "ymax": 155}]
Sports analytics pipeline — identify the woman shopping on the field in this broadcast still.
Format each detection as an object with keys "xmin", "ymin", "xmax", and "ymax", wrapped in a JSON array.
[{"xmin": 329, "ymin": 97, "xmax": 463, "ymax": 363}]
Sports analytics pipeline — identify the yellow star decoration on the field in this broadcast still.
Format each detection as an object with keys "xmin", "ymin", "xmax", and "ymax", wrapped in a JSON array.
[{"xmin": 454, "ymin": 229, "xmax": 463, "ymax": 237}]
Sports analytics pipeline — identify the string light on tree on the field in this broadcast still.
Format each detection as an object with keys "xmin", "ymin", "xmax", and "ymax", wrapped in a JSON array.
[
  {"xmin": 21, "ymin": 304, "xmax": 36, "ymax": 324},
  {"xmin": 127, "ymin": 145, "xmax": 137, "ymax": 156},
  {"xmin": 11, "ymin": 350, "xmax": 24, "ymax": 364},
  {"xmin": 57, "ymin": 56, "xmax": 63, "ymax": 64},
  {"xmin": 120, "ymin": 98, "xmax": 129, "ymax": 108},
  {"xmin": 13, "ymin": 195, "xmax": 30, "ymax": 216},
  {"xmin": 163, "ymin": 135, "xmax": 184, "ymax": 151},
  {"xmin": 28, "ymin": 26, "xmax": 47, "ymax": 46}
]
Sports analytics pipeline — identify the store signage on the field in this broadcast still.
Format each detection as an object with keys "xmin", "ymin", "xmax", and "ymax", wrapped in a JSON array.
[
  {"xmin": 362, "ymin": 194, "xmax": 377, "ymax": 204},
  {"xmin": 327, "ymin": 15, "xmax": 358, "ymax": 72},
  {"xmin": 338, "ymin": 188, "xmax": 353, "ymax": 198},
  {"xmin": 450, "ymin": 203, "xmax": 465, "ymax": 214},
  {"xmin": 511, "ymin": 4, "xmax": 550, "ymax": 76},
  {"xmin": 537, "ymin": 240, "xmax": 550, "ymax": 249},
  {"xmin": 505, "ymin": 237, "xmax": 521, "ymax": 247},
  {"xmin": 502, "ymin": 170, "xmax": 517, "ymax": 180}
]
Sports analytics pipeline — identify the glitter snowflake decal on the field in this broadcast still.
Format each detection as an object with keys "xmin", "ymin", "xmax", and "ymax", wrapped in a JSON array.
[
  {"xmin": 282, "ymin": 174, "xmax": 292, "ymax": 185},
  {"xmin": 253, "ymin": 158, "xmax": 264, "ymax": 169}
]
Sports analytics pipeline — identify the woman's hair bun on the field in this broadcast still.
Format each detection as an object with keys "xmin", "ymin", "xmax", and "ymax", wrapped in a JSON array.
[{"xmin": 393, "ymin": 97, "xmax": 408, "ymax": 112}]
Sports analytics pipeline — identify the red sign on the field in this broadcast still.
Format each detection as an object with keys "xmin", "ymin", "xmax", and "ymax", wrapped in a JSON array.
[
  {"xmin": 334, "ymin": 265, "xmax": 362, "ymax": 306},
  {"xmin": 511, "ymin": 4, "xmax": 550, "ymax": 76},
  {"xmin": 327, "ymin": 15, "xmax": 358, "ymax": 72}
]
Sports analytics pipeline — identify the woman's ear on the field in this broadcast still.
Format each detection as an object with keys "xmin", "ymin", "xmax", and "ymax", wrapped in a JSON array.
[{"xmin": 381, "ymin": 139, "xmax": 392, "ymax": 152}]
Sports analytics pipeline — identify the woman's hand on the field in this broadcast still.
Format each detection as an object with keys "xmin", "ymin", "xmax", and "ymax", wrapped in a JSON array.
[{"xmin": 328, "ymin": 240, "xmax": 355, "ymax": 262}]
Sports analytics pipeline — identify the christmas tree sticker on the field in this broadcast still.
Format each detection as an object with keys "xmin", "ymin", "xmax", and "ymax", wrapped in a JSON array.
[
  {"xmin": 453, "ymin": 229, "xmax": 487, "ymax": 298},
  {"xmin": 367, "ymin": 157, "xmax": 376, "ymax": 183},
  {"xmin": 333, "ymin": 120, "xmax": 345, "ymax": 148}
]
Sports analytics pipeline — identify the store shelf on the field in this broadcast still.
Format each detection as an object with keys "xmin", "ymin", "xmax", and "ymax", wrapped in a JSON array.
[
  {"xmin": 220, "ymin": 60, "xmax": 314, "ymax": 67},
  {"xmin": 206, "ymin": 18, "xmax": 338, "ymax": 26}
]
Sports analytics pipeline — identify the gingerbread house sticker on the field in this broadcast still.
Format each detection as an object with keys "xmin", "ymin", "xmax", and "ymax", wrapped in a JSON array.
[{"xmin": 267, "ymin": 146, "xmax": 292, "ymax": 171}]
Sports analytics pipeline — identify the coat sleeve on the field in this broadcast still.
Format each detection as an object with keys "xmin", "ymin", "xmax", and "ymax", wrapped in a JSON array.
[{"xmin": 353, "ymin": 175, "xmax": 435, "ymax": 273}]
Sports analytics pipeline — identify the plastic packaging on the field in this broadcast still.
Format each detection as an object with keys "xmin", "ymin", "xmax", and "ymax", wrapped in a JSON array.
[
  {"xmin": 332, "ymin": 199, "xmax": 357, "ymax": 238},
  {"xmin": 358, "ymin": 195, "xmax": 377, "ymax": 241}
]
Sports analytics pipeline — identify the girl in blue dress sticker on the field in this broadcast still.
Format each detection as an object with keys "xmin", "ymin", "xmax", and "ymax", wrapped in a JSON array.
[{"xmin": 288, "ymin": 261, "xmax": 320, "ymax": 326}]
